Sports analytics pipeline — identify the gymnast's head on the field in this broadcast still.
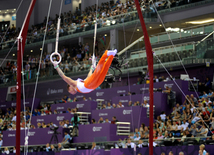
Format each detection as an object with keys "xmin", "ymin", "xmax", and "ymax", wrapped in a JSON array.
[{"xmin": 67, "ymin": 84, "xmax": 77, "ymax": 95}]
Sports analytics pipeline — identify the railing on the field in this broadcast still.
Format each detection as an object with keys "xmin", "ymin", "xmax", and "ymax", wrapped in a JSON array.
[
  {"xmin": 0, "ymin": 9, "xmax": 157, "ymax": 51},
  {"xmin": 1, "ymin": 136, "xmax": 212, "ymax": 150},
  {"xmin": 116, "ymin": 122, "xmax": 131, "ymax": 136},
  {"xmin": 76, "ymin": 112, "xmax": 91, "ymax": 124}
]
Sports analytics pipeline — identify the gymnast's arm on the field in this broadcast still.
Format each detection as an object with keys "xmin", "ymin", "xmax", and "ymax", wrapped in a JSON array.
[
  {"xmin": 84, "ymin": 66, "xmax": 94, "ymax": 81},
  {"xmin": 55, "ymin": 64, "xmax": 77, "ymax": 87}
]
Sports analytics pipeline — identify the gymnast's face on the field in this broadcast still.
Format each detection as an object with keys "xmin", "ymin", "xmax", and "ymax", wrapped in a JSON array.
[{"xmin": 68, "ymin": 85, "xmax": 77, "ymax": 95}]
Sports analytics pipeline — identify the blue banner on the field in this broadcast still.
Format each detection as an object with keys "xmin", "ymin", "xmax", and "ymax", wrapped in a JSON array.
[
  {"xmin": 12, "ymin": 16, "xmax": 16, "ymax": 21},
  {"xmin": 65, "ymin": 0, "xmax": 71, "ymax": 5}
]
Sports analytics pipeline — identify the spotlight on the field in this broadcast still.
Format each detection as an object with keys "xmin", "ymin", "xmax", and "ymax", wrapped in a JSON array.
[
  {"xmin": 149, "ymin": 27, "xmax": 152, "ymax": 29},
  {"xmin": 112, "ymin": 20, "xmax": 116, "ymax": 24},
  {"xmin": 30, "ymin": 50, "xmax": 33, "ymax": 52},
  {"xmin": 137, "ymin": 29, "xmax": 140, "ymax": 31},
  {"xmin": 13, "ymin": 54, "xmax": 15, "ymax": 56},
  {"xmin": 105, "ymin": 34, "xmax": 107, "ymax": 36},
  {"xmin": 159, "ymin": 24, "xmax": 162, "ymax": 26}
]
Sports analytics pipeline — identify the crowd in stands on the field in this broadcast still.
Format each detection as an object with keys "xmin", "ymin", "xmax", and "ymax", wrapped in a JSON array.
[
  {"xmin": 0, "ymin": 0, "xmax": 203, "ymax": 51},
  {"xmin": 0, "ymin": 76, "xmax": 213, "ymax": 154},
  {"xmin": 0, "ymin": 0, "xmax": 206, "ymax": 85}
]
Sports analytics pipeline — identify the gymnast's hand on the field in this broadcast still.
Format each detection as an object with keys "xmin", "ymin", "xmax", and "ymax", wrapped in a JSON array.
[{"xmin": 52, "ymin": 61, "xmax": 58, "ymax": 67}]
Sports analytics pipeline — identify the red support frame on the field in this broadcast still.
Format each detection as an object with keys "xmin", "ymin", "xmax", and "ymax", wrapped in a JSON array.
[
  {"xmin": 134, "ymin": 1, "xmax": 154, "ymax": 155},
  {"xmin": 16, "ymin": 0, "xmax": 37, "ymax": 154}
]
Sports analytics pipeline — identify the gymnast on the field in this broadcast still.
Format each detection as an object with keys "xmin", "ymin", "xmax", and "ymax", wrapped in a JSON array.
[{"xmin": 52, "ymin": 49, "xmax": 117, "ymax": 94}]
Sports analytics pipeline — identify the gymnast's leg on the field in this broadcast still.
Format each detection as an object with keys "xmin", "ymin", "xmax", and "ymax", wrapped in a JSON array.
[{"xmin": 84, "ymin": 50, "xmax": 117, "ymax": 89}]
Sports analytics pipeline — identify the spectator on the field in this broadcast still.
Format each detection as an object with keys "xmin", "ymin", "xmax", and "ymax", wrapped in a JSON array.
[
  {"xmin": 13, "ymin": 147, "xmax": 16, "ymax": 154},
  {"xmin": 199, "ymin": 144, "xmax": 207, "ymax": 155},
  {"xmin": 138, "ymin": 139, "xmax": 143, "ymax": 148},
  {"xmin": 160, "ymin": 111, "xmax": 166, "ymax": 122},
  {"xmin": 61, "ymin": 131, "xmax": 71, "ymax": 147},
  {"xmin": 50, "ymin": 144, "xmax": 56, "ymax": 152},
  {"xmin": 105, "ymin": 118, "xmax": 110, "ymax": 123},
  {"xmin": 128, "ymin": 101, "xmax": 133, "ymax": 107},
  {"xmin": 111, "ymin": 116, "xmax": 118, "ymax": 124},
  {"xmin": 163, "ymin": 86, "xmax": 176, "ymax": 108},
  {"xmin": 125, "ymin": 138, "xmax": 135, "ymax": 148},
  {"xmin": 117, "ymin": 102, "xmax": 124, "ymax": 108},
  {"xmin": 134, "ymin": 133, "xmax": 140, "ymax": 141},
  {"xmin": 0, "ymin": 137, "xmax": 2, "ymax": 147},
  {"xmin": 91, "ymin": 119, "xmax": 96, "ymax": 124},
  {"xmin": 91, "ymin": 142, "xmax": 100, "ymax": 150},
  {"xmin": 106, "ymin": 102, "xmax": 113, "ymax": 109},
  {"xmin": 46, "ymin": 143, "xmax": 51, "ymax": 152},
  {"xmin": 57, "ymin": 143, "xmax": 63, "ymax": 151},
  {"xmin": 3, "ymin": 147, "xmax": 9, "ymax": 154},
  {"xmin": 179, "ymin": 152, "xmax": 184, "ymax": 155},
  {"xmin": 98, "ymin": 117, "xmax": 105, "ymax": 123},
  {"xmin": 168, "ymin": 151, "xmax": 173, "ymax": 155},
  {"xmin": 197, "ymin": 124, "xmax": 208, "ymax": 138}
]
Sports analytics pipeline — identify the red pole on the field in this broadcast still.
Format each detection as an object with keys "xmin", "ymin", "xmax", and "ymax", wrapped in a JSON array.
[
  {"xmin": 16, "ymin": 38, "xmax": 22, "ymax": 155},
  {"xmin": 16, "ymin": 0, "xmax": 37, "ymax": 154},
  {"xmin": 134, "ymin": 1, "xmax": 154, "ymax": 155}
]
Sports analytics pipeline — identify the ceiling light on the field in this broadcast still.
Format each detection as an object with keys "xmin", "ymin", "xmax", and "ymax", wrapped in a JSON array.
[
  {"xmin": 12, "ymin": 11, "xmax": 14, "ymax": 13},
  {"xmin": 7, "ymin": 10, "xmax": 9, "ymax": 11},
  {"xmin": 40, "ymin": 48, "xmax": 42, "ymax": 50},
  {"xmin": 186, "ymin": 18, "xmax": 214, "ymax": 24},
  {"xmin": 5, "ymin": 12, "xmax": 7, "ymax": 13},
  {"xmin": 137, "ymin": 29, "xmax": 140, "ymax": 31},
  {"xmin": 13, "ymin": 54, "xmax": 15, "ymax": 56},
  {"xmin": 149, "ymin": 27, "xmax": 152, "ymax": 29},
  {"xmin": 14, "ymin": 9, "xmax": 16, "ymax": 10},
  {"xmin": 112, "ymin": 20, "xmax": 116, "ymax": 24},
  {"xmin": 159, "ymin": 24, "xmax": 162, "ymax": 26},
  {"xmin": 30, "ymin": 50, "xmax": 33, "ymax": 52},
  {"xmin": 0, "ymin": 11, "xmax": 1, "ymax": 12},
  {"xmin": 166, "ymin": 27, "xmax": 180, "ymax": 32},
  {"xmin": 105, "ymin": 34, "xmax": 107, "ymax": 36}
]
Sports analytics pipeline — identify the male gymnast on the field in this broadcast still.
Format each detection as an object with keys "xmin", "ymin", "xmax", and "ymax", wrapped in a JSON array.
[{"xmin": 52, "ymin": 49, "xmax": 117, "ymax": 94}]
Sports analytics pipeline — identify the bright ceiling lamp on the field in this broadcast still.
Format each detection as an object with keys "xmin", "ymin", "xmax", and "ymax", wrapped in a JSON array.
[
  {"xmin": 186, "ymin": 18, "xmax": 214, "ymax": 24},
  {"xmin": 106, "ymin": 20, "xmax": 111, "ymax": 26},
  {"xmin": 166, "ymin": 27, "xmax": 180, "ymax": 32}
]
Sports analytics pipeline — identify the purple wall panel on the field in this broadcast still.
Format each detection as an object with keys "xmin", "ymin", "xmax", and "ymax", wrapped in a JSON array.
[
  {"xmin": 91, "ymin": 107, "xmax": 149, "ymax": 131},
  {"xmin": 31, "ymin": 113, "xmax": 73, "ymax": 126},
  {"xmin": 0, "ymin": 98, "xmax": 41, "ymax": 112},
  {"xmin": 111, "ymin": 92, "xmax": 169, "ymax": 116},
  {"xmin": 73, "ymin": 124, "xmax": 127, "ymax": 143},
  {"xmin": 3, "ymin": 128, "xmax": 64, "ymax": 146},
  {"xmin": 51, "ymin": 101, "xmax": 97, "ymax": 113},
  {"xmin": 0, "ymin": 87, "xmax": 8, "ymax": 102}
]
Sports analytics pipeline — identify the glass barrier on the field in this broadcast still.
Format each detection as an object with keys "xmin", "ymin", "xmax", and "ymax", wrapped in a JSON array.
[
  {"xmin": 196, "ymin": 38, "xmax": 214, "ymax": 58},
  {"xmin": 150, "ymin": 23, "xmax": 214, "ymax": 44},
  {"xmin": 130, "ymin": 43, "xmax": 194, "ymax": 59}
]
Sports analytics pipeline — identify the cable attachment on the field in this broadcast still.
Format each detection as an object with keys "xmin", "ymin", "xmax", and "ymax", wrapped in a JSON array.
[
  {"xmin": 50, "ymin": 18, "xmax": 62, "ymax": 65},
  {"xmin": 25, "ymin": 136, "xmax": 29, "ymax": 145}
]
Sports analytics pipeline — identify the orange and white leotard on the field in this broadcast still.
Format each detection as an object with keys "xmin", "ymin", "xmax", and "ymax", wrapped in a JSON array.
[{"xmin": 75, "ymin": 50, "xmax": 116, "ymax": 94}]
